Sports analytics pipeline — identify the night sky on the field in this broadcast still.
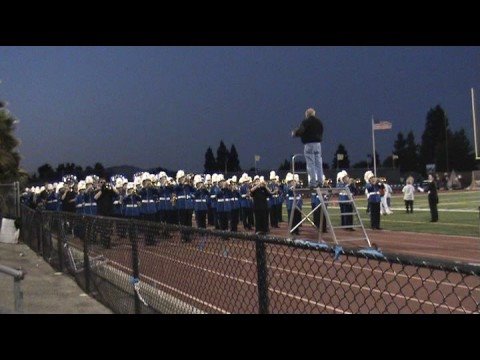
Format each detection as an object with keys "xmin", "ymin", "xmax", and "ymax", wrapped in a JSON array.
[{"xmin": 1, "ymin": 46, "xmax": 479, "ymax": 175}]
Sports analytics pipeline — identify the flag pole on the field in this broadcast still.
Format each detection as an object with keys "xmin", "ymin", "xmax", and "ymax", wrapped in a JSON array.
[{"xmin": 372, "ymin": 116, "xmax": 377, "ymax": 177}]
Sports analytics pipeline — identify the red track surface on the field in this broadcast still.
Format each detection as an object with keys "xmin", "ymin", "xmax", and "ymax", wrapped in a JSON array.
[{"xmin": 81, "ymin": 221, "xmax": 480, "ymax": 314}]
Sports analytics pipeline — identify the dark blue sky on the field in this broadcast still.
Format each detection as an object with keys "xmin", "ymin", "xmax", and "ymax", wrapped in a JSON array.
[{"xmin": 1, "ymin": 46, "xmax": 479, "ymax": 175}]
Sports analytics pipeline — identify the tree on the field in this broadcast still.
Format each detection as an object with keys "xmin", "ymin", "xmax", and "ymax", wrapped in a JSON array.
[
  {"xmin": 37, "ymin": 163, "xmax": 56, "ymax": 182},
  {"xmin": 94, "ymin": 162, "xmax": 106, "ymax": 177},
  {"xmin": 332, "ymin": 144, "xmax": 350, "ymax": 169},
  {"xmin": 353, "ymin": 161, "xmax": 368, "ymax": 168},
  {"xmin": 204, "ymin": 147, "xmax": 216, "ymax": 173},
  {"xmin": 448, "ymin": 128, "xmax": 476, "ymax": 171},
  {"xmin": 227, "ymin": 144, "xmax": 241, "ymax": 172},
  {"xmin": 84, "ymin": 166, "xmax": 93, "ymax": 176},
  {"xmin": 420, "ymin": 105, "xmax": 449, "ymax": 172},
  {"xmin": 0, "ymin": 108, "xmax": 25, "ymax": 183},
  {"xmin": 382, "ymin": 155, "xmax": 394, "ymax": 168},
  {"xmin": 402, "ymin": 131, "xmax": 420, "ymax": 173},
  {"xmin": 393, "ymin": 132, "xmax": 407, "ymax": 171},
  {"xmin": 278, "ymin": 159, "xmax": 291, "ymax": 171},
  {"xmin": 216, "ymin": 140, "xmax": 229, "ymax": 173}
]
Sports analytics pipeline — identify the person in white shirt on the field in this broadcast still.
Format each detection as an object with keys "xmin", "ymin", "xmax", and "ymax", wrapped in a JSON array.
[
  {"xmin": 379, "ymin": 179, "xmax": 393, "ymax": 215},
  {"xmin": 402, "ymin": 176, "xmax": 415, "ymax": 213}
]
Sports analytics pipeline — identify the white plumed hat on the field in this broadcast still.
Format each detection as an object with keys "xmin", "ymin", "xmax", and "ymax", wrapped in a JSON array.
[{"xmin": 364, "ymin": 170, "xmax": 374, "ymax": 183}]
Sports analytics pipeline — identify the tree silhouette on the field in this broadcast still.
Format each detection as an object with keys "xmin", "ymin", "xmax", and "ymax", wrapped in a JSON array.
[
  {"xmin": 0, "ymin": 108, "xmax": 26, "ymax": 182},
  {"xmin": 216, "ymin": 140, "xmax": 229, "ymax": 174},
  {"xmin": 448, "ymin": 128, "xmax": 476, "ymax": 171},
  {"xmin": 94, "ymin": 162, "xmax": 106, "ymax": 177},
  {"xmin": 278, "ymin": 159, "xmax": 291, "ymax": 171},
  {"xmin": 420, "ymin": 105, "xmax": 449, "ymax": 172},
  {"xmin": 227, "ymin": 144, "xmax": 241, "ymax": 172},
  {"xmin": 204, "ymin": 147, "xmax": 216, "ymax": 173},
  {"xmin": 37, "ymin": 163, "xmax": 56, "ymax": 182}
]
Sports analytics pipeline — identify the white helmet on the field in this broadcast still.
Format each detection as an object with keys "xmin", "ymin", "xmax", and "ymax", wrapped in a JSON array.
[
  {"xmin": 141, "ymin": 172, "xmax": 152, "ymax": 183},
  {"xmin": 269, "ymin": 171, "xmax": 276, "ymax": 180},
  {"xmin": 56, "ymin": 182, "xmax": 64, "ymax": 193},
  {"xmin": 78, "ymin": 181, "xmax": 86, "ymax": 191},
  {"xmin": 231, "ymin": 175, "xmax": 237, "ymax": 183},
  {"xmin": 193, "ymin": 175, "xmax": 203, "ymax": 186},
  {"xmin": 364, "ymin": 170, "xmax": 374, "ymax": 183},
  {"xmin": 176, "ymin": 170, "xmax": 185, "ymax": 180},
  {"xmin": 336, "ymin": 170, "xmax": 348, "ymax": 183},
  {"xmin": 285, "ymin": 173, "xmax": 294, "ymax": 182}
]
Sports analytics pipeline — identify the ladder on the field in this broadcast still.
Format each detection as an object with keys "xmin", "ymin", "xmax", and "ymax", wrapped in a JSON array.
[
  {"xmin": 288, "ymin": 186, "xmax": 371, "ymax": 247},
  {"xmin": 289, "ymin": 153, "xmax": 371, "ymax": 247}
]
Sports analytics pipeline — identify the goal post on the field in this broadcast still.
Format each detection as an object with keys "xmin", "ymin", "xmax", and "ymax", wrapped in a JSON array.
[{"xmin": 472, "ymin": 88, "xmax": 480, "ymax": 160}]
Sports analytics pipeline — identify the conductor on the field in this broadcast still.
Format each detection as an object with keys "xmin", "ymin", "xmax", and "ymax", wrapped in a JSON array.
[{"xmin": 292, "ymin": 107, "xmax": 324, "ymax": 188}]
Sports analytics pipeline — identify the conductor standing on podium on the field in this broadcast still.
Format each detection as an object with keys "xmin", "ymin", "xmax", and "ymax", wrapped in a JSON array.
[{"xmin": 292, "ymin": 108, "xmax": 324, "ymax": 188}]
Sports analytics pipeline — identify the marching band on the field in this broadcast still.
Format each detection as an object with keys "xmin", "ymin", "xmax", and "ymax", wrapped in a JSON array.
[{"xmin": 20, "ymin": 169, "xmax": 392, "ymax": 234}]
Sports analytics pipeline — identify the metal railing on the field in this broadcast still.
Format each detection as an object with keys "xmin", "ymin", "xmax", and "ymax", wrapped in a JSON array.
[
  {"xmin": 0, "ymin": 264, "xmax": 25, "ymax": 313},
  {"xmin": 19, "ymin": 205, "xmax": 480, "ymax": 314}
]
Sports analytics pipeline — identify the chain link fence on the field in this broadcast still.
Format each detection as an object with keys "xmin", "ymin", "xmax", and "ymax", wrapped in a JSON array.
[
  {"xmin": 20, "ymin": 205, "xmax": 480, "ymax": 314},
  {"xmin": 0, "ymin": 182, "xmax": 20, "ymax": 219}
]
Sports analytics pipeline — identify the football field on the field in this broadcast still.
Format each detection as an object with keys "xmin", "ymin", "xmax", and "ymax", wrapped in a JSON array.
[{"xmin": 284, "ymin": 189, "xmax": 480, "ymax": 238}]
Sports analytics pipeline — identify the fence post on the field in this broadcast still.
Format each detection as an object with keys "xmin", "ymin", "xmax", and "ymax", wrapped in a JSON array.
[
  {"xmin": 255, "ymin": 237, "xmax": 270, "ymax": 314},
  {"xmin": 129, "ymin": 220, "xmax": 141, "ymax": 314},
  {"xmin": 57, "ymin": 216, "xmax": 64, "ymax": 272},
  {"xmin": 83, "ymin": 217, "xmax": 91, "ymax": 294},
  {"xmin": 13, "ymin": 277, "xmax": 24, "ymax": 313}
]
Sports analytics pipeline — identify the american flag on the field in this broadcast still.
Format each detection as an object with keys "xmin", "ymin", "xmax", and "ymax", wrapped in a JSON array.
[{"xmin": 373, "ymin": 120, "xmax": 392, "ymax": 131}]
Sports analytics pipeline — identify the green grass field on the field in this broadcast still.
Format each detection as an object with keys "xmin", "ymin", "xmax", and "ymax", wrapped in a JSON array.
[{"xmin": 283, "ymin": 190, "xmax": 480, "ymax": 238}]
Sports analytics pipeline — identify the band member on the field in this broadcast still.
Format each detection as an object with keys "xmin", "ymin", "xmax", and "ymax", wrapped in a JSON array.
[
  {"xmin": 250, "ymin": 176, "xmax": 273, "ymax": 235},
  {"xmin": 122, "ymin": 182, "xmax": 142, "ymax": 239},
  {"xmin": 175, "ymin": 170, "xmax": 194, "ymax": 228},
  {"xmin": 378, "ymin": 177, "xmax": 393, "ymax": 215},
  {"xmin": 83, "ymin": 176, "xmax": 97, "ymax": 216},
  {"xmin": 216, "ymin": 176, "xmax": 230, "ymax": 231},
  {"xmin": 138, "ymin": 173, "xmax": 158, "ymax": 245},
  {"xmin": 239, "ymin": 173, "xmax": 253, "ymax": 230},
  {"xmin": 285, "ymin": 173, "xmax": 302, "ymax": 235},
  {"xmin": 268, "ymin": 171, "xmax": 279, "ymax": 228},
  {"xmin": 193, "ymin": 175, "xmax": 209, "ymax": 228},
  {"xmin": 337, "ymin": 171, "xmax": 354, "ymax": 231},
  {"xmin": 365, "ymin": 171, "xmax": 382, "ymax": 230},
  {"xmin": 209, "ymin": 174, "xmax": 221, "ymax": 229},
  {"xmin": 229, "ymin": 176, "xmax": 240, "ymax": 232},
  {"xmin": 275, "ymin": 175, "xmax": 284, "ymax": 223}
]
